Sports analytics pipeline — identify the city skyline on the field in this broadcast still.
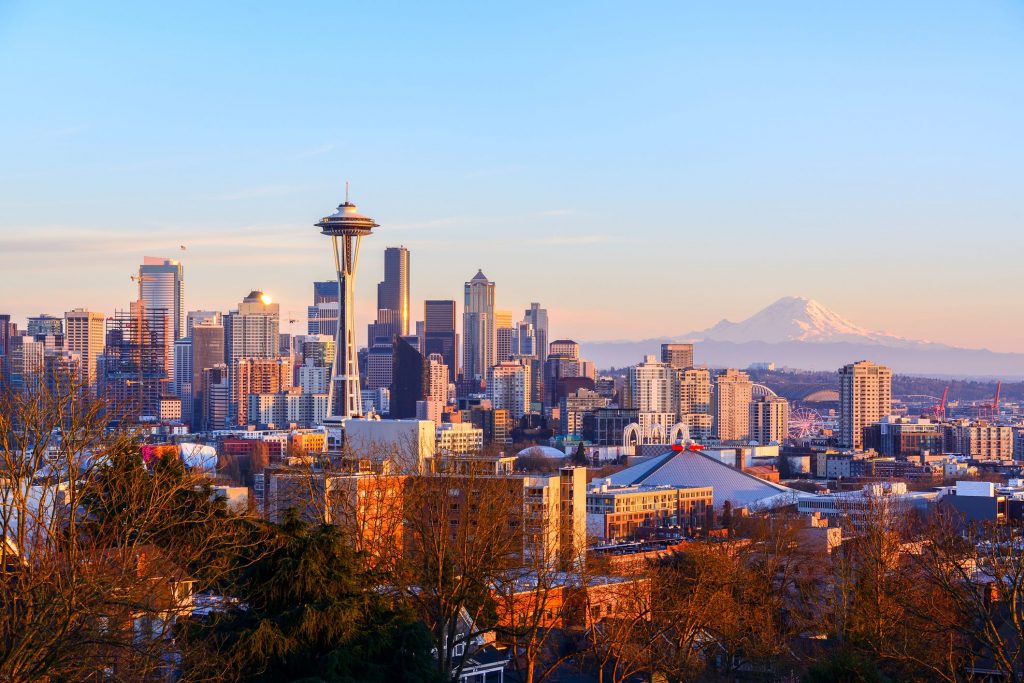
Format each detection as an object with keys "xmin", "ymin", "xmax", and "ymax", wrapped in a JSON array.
[{"xmin": 2, "ymin": 2, "xmax": 1024, "ymax": 351}]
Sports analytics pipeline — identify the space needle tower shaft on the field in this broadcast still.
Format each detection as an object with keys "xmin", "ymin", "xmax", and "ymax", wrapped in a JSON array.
[{"xmin": 315, "ymin": 190, "xmax": 378, "ymax": 422}]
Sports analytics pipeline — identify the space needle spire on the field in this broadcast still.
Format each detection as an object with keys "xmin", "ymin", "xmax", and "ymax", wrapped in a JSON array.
[{"xmin": 316, "ymin": 190, "xmax": 378, "ymax": 422}]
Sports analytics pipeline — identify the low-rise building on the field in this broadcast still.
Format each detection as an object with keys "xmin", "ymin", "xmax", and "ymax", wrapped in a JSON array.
[{"xmin": 586, "ymin": 483, "xmax": 713, "ymax": 540}]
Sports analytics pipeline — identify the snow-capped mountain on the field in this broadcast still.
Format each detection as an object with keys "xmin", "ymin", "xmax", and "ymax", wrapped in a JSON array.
[
  {"xmin": 581, "ymin": 297, "xmax": 1024, "ymax": 377},
  {"xmin": 683, "ymin": 296, "xmax": 932, "ymax": 347}
]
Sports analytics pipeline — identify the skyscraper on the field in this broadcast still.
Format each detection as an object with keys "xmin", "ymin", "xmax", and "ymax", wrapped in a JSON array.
[
  {"xmin": 390, "ymin": 336, "xmax": 426, "ymax": 419},
  {"xmin": 316, "ymin": 196, "xmax": 378, "ymax": 421},
  {"xmin": 192, "ymin": 321, "xmax": 225, "ymax": 428},
  {"xmin": 424, "ymin": 300, "xmax": 457, "ymax": 383},
  {"xmin": 173, "ymin": 337, "xmax": 193, "ymax": 423},
  {"xmin": 839, "ymin": 360, "xmax": 892, "ymax": 450},
  {"xmin": 524, "ymin": 303, "xmax": 549, "ymax": 362},
  {"xmin": 512, "ymin": 321, "xmax": 536, "ymax": 357},
  {"xmin": 495, "ymin": 310, "xmax": 513, "ymax": 363},
  {"xmin": 377, "ymin": 246, "xmax": 410, "ymax": 337},
  {"xmin": 660, "ymin": 343, "xmax": 694, "ymax": 371},
  {"xmin": 225, "ymin": 290, "xmax": 280, "ymax": 384},
  {"xmin": 462, "ymin": 270, "xmax": 495, "ymax": 387},
  {"xmin": 712, "ymin": 369, "xmax": 753, "ymax": 441},
  {"xmin": 139, "ymin": 257, "xmax": 185, "ymax": 341},
  {"xmin": 308, "ymin": 281, "xmax": 340, "ymax": 337},
  {"xmin": 0, "ymin": 314, "xmax": 12, "ymax": 359},
  {"xmin": 65, "ymin": 308, "xmax": 106, "ymax": 387}
]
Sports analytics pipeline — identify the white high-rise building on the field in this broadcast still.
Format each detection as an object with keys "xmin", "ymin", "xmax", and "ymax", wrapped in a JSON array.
[
  {"xmin": 139, "ymin": 257, "xmax": 185, "ymax": 341},
  {"xmin": 750, "ymin": 395, "xmax": 789, "ymax": 445},
  {"xmin": 64, "ymin": 308, "xmax": 106, "ymax": 387},
  {"xmin": 487, "ymin": 361, "xmax": 530, "ymax": 419},
  {"xmin": 225, "ymin": 291, "xmax": 280, "ymax": 387},
  {"xmin": 839, "ymin": 360, "xmax": 892, "ymax": 450},
  {"xmin": 713, "ymin": 369, "xmax": 753, "ymax": 441},
  {"xmin": 628, "ymin": 355, "xmax": 675, "ymax": 414}
]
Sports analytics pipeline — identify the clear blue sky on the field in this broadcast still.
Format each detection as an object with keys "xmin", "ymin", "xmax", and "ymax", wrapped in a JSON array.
[{"xmin": 2, "ymin": 1, "xmax": 1023, "ymax": 350}]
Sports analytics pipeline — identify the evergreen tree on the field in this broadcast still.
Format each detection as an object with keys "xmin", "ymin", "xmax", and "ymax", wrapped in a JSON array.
[{"xmin": 181, "ymin": 511, "xmax": 441, "ymax": 682}]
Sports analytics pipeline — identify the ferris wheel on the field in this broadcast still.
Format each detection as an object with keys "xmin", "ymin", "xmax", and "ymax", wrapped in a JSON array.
[{"xmin": 789, "ymin": 407, "xmax": 824, "ymax": 439}]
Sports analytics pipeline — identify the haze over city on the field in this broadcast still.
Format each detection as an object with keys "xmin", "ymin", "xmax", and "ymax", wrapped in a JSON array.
[
  {"xmin": 8, "ymin": 4, "xmax": 1024, "ymax": 682},
  {"xmin": 3, "ymin": 1, "xmax": 1024, "ymax": 351}
]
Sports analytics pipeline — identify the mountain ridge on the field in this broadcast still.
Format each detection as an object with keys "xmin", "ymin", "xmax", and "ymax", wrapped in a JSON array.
[{"xmin": 580, "ymin": 297, "xmax": 1024, "ymax": 376}]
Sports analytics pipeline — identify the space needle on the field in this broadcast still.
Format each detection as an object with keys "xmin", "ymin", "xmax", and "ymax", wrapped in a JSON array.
[{"xmin": 316, "ymin": 188, "xmax": 378, "ymax": 423}]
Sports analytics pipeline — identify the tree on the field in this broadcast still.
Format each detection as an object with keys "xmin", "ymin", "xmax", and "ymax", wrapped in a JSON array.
[
  {"xmin": 399, "ymin": 469, "xmax": 524, "ymax": 681},
  {"xmin": 0, "ymin": 372, "xmax": 247, "ymax": 680},
  {"xmin": 571, "ymin": 443, "xmax": 589, "ymax": 467},
  {"xmin": 179, "ymin": 511, "xmax": 440, "ymax": 682}
]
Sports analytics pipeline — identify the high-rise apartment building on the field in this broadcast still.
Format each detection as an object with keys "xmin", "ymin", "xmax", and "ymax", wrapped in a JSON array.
[
  {"xmin": 750, "ymin": 395, "xmax": 790, "ymax": 445},
  {"xmin": 495, "ymin": 310, "xmax": 513, "ymax": 363},
  {"xmin": 712, "ymin": 369, "xmax": 753, "ymax": 441},
  {"xmin": 677, "ymin": 367, "xmax": 713, "ymax": 441},
  {"xmin": 487, "ymin": 361, "xmax": 530, "ymax": 419},
  {"xmin": 627, "ymin": 355, "xmax": 676, "ymax": 438},
  {"xmin": 235, "ymin": 357, "xmax": 293, "ymax": 425},
  {"xmin": 5, "ymin": 336, "xmax": 45, "ymax": 391},
  {"xmin": 377, "ymin": 246, "xmax": 410, "ymax": 337},
  {"xmin": 64, "ymin": 308, "xmax": 105, "ymax": 387},
  {"xmin": 424, "ymin": 300, "xmax": 457, "ymax": 383},
  {"xmin": 661, "ymin": 343, "xmax": 694, "ymax": 371},
  {"xmin": 139, "ymin": 257, "xmax": 185, "ymax": 341},
  {"xmin": 524, "ymin": 303, "xmax": 549, "ymax": 362},
  {"xmin": 225, "ymin": 291, "xmax": 280, "ymax": 391},
  {"xmin": 628, "ymin": 355, "xmax": 675, "ymax": 414},
  {"xmin": 463, "ymin": 270, "xmax": 495, "ymax": 386},
  {"xmin": 839, "ymin": 361, "xmax": 892, "ymax": 450}
]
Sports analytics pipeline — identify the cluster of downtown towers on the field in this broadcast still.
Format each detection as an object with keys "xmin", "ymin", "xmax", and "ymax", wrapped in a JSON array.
[{"xmin": 0, "ymin": 234, "xmax": 560, "ymax": 434}]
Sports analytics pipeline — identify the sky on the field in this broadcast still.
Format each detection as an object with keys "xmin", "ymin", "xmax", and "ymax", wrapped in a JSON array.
[{"xmin": 1, "ymin": 1, "xmax": 1023, "ymax": 351}]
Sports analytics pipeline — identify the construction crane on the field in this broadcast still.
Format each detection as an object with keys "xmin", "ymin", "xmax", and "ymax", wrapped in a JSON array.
[
  {"xmin": 975, "ymin": 381, "xmax": 1002, "ymax": 421},
  {"xmin": 990, "ymin": 381, "xmax": 1002, "ymax": 421},
  {"xmin": 926, "ymin": 385, "xmax": 949, "ymax": 421}
]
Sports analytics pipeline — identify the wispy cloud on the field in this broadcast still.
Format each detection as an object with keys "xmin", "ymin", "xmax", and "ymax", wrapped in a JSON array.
[
  {"xmin": 293, "ymin": 143, "xmax": 337, "ymax": 160},
  {"xmin": 536, "ymin": 209, "xmax": 574, "ymax": 217},
  {"xmin": 207, "ymin": 185, "xmax": 303, "ymax": 201},
  {"xmin": 527, "ymin": 234, "xmax": 610, "ymax": 246},
  {"xmin": 388, "ymin": 216, "xmax": 502, "ymax": 231},
  {"xmin": 0, "ymin": 224, "xmax": 312, "ymax": 257}
]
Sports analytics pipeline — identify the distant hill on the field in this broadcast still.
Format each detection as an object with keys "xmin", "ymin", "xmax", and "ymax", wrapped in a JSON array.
[{"xmin": 581, "ymin": 297, "xmax": 1024, "ymax": 379}]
